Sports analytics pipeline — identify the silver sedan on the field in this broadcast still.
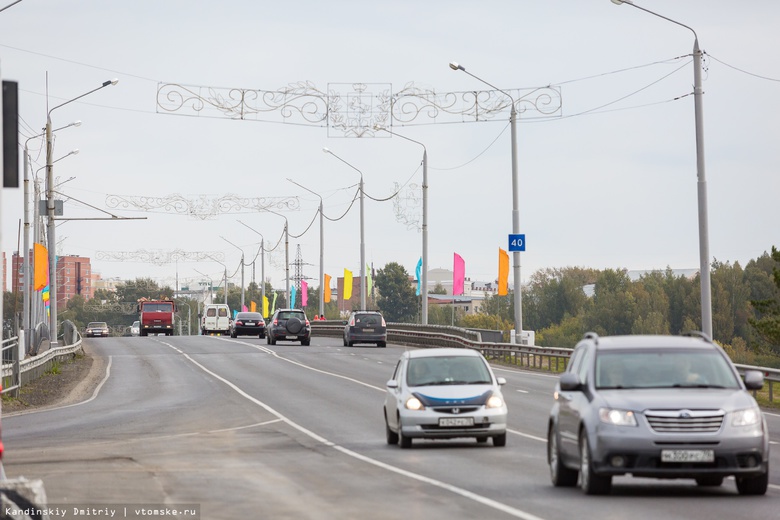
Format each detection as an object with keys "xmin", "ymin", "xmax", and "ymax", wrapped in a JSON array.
[{"xmin": 384, "ymin": 348, "xmax": 508, "ymax": 448}]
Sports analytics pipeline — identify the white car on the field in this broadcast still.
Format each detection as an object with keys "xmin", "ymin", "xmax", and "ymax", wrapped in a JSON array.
[
  {"xmin": 130, "ymin": 321, "xmax": 140, "ymax": 336},
  {"xmin": 384, "ymin": 348, "xmax": 508, "ymax": 448}
]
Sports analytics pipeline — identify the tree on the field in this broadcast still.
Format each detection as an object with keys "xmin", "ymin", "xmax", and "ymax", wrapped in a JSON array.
[
  {"xmin": 430, "ymin": 283, "xmax": 447, "ymax": 295},
  {"xmin": 375, "ymin": 262, "xmax": 417, "ymax": 323},
  {"xmin": 749, "ymin": 246, "xmax": 780, "ymax": 352}
]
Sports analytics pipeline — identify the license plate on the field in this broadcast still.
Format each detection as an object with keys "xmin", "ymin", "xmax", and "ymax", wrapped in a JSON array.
[
  {"xmin": 245, "ymin": 322, "xmax": 255, "ymax": 325},
  {"xmin": 362, "ymin": 328, "xmax": 374, "ymax": 333},
  {"xmin": 439, "ymin": 417, "xmax": 474, "ymax": 427},
  {"xmin": 286, "ymin": 335, "xmax": 298, "ymax": 340},
  {"xmin": 661, "ymin": 449, "xmax": 714, "ymax": 463}
]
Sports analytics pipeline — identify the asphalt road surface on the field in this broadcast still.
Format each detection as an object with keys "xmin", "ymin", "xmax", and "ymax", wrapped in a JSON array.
[{"xmin": 4, "ymin": 335, "xmax": 779, "ymax": 519}]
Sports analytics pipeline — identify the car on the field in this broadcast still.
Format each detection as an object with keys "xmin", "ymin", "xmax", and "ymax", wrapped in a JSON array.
[
  {"xmin": 343, "ymin": 311, "xmax": 387, "ymax": 348},
  {"xmin": 384, "ymin": 348, "xmax": 508, "ymax": 448},
  {"xmin": 201, "ymin": 304, "xmax": 231, "ymax": 335},
  {"xmin": 267, "ymin": 309, "xmax": 311, "ymax": 346},
  {"xmin": 84, "ymin": 322, "xmax": 109, "ymax": 338},
  {"xmin": 130, "ymin": 321, "xmax": 140, "ymax": 336},
  {"xmin": 231, "ymin": 312, "xmax": 266, "ymax": 338},
  {"xmin": 547, "ymin": 332, "xmax": 769, "ymax": 495}
]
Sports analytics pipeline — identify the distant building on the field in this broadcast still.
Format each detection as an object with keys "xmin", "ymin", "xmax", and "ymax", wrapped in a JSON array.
[{"xmin": 56, "ymin": 255, "xmax": 94, "ymax": 306}]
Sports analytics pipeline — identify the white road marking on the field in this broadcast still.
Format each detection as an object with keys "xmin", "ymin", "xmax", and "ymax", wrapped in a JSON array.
[{"xmin": 165, "ymin": 340, "xmax": 548, "ymax": 520}]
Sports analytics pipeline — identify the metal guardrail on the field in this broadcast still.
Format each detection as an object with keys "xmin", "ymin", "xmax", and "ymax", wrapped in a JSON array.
[
  {"xmin": 312, "ymin": 322, "xmax": 779, "ymax": 403},
  {"xmin": 1, "ymin": 330, "xmax": 84, "ymax": 397}
]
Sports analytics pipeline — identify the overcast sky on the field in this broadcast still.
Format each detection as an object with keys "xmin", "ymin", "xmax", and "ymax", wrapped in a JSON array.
[{"xmin": 2, "ymin": 0, "xmax": 779, "ymax": 295}]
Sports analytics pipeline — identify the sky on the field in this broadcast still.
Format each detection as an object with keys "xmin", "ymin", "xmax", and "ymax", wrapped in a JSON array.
[{"xmin": 2, "ymin": 0, "xmax": 779, "ymax": 296}]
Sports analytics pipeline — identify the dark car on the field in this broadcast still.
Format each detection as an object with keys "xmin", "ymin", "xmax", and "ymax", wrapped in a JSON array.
[
  {"xmin": 85, "ymin": 322, "xmax": 109, "ymax": 338},
  {"xmin": 344, "ymin": 311, "xmax": 387, "ymax": 347},
  {"xmin": 547, "ymin": 332, "xmax": 769, "ymax": 496},
  {"xmin": 267, "ymin": 309, "xmax": 311, "ymax": 346},
  {"xmin": 231, "ymin": 312, "xmax": 266, "ymax": 338}
]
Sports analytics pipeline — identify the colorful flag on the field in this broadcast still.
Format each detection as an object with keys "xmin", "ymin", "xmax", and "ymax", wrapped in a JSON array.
[
  {"xmin": 34, "ymin": 243, "xmax": 48, "ymax": 291},
  {"xmin": 344, "ymin": 269, "xmax": 353, "ymax": 300},
  {"xmin": 250, "ymin": 301, "xmax": 257, "ymax": 313},
  {"xmin": 263, "ymin": 296, "xmax": 269, "ymax": 317},
  {"xmin": 415, "ymin": 257, "xmax": 422, "ymax": 296},
  {"xmin": 302, "ymin": 280, "xmax": 308, "ymax": 307},
  {"xmin": 324, "ymin": 274, "xmax": 332, "ymax": 303},
  {"xmin": 242, "ymin": 304, "xmax": 248, "ymax": 312},
  {"xmin": 453, "ymin": 253, "xmax": 465, "ymax": 296},
  {"xmin": 291, "ymin": 285, "xmax": 297, "ymax": 308},
  {"xmin": 366, "ymin": 264, "xmax": 373, "ymax": 296},
  {"xmin": 42, "ymin": 285, "xmax": 50, "ymax": 302},
  {"xmin": 498, "ymin": 248, "xmax": 509, "ymax": 296},
  {"xmin": 271, "ymin": 292, "xmax": 278, "ymax": 314}
]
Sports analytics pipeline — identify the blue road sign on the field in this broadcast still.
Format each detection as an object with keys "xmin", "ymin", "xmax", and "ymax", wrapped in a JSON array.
[{"xmin": 508, "ymin": 234, "xmax": 526, "ymax": 252}]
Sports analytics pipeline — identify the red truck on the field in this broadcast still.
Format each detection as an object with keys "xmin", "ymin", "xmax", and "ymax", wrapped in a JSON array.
[{"xmin": 137, "ymin": 300, "xmax": 176, "ymax": 336}]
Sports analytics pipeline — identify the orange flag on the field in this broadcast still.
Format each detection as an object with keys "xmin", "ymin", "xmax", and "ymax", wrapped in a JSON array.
[
  {"xmin": 498, "ymin": 248, "xmax": 509, "ymax": 296},
  {"xmin": 34, "ymin": 243, "xmax": 49, "ymax": 291},
  {"xmin": 324, "ymin": 274, "xmax": 332, "ymax": 303}
]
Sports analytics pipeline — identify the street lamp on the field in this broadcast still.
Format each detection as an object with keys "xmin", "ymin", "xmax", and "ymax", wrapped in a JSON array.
[
  {"xmin": 193, "ymin": 269, "xmax": 213, "ymax": 334},
  {"xmin": 238, "ymin": 220, "xmax": 266, "ymax": 317},
  {"xmin": 260, "ymin": 208, "xmax": 290, "ymax": 307},
  {"xmin": 611, "ymin": 0, "xmax": 712, "ymax": 338},
  {"xmin": 374, "ymin": 127, "xmax": 428, "ymax": 324},
  {"xmin": 45, "ymin": 78, "xmax": 117, "ymax": 346},
  {"xmin": 449, "ymin": 62, "xmax": 523, "ymax": 341},
  {"xmin": 288, "ymin": 178, "xmax": 325, "ymax": 318},
  {"xmin": 205, "ymin": 256, "xmax": 228, "ymax": 305},
  {"xmin": 322, "ymin": 147, "xmax": 366, "ymax": 311},
  {"xmin": 221, "ymin": 236, "xmax": 245, "ymax": 310}
]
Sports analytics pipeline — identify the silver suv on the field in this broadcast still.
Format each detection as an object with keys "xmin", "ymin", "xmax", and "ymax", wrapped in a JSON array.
[{"xmin": 547, "ymin": 332, "xmax": 769, "ymax": 495}]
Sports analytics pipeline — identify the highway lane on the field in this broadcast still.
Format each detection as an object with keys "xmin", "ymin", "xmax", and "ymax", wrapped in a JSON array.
[{"xmin": 3, "ymin": 334, "xmax": 779, "ymax": 519}]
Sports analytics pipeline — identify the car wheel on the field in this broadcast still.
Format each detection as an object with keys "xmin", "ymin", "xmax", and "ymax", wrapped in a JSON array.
[
  {"xmin": 378, "ymin": 341, "xmax": 387, "ymax": 348},
  {"xmin": 579, "ymin": 432, "xmax": 611, "ymax": 495},
  {"xmin": 476, "ymin": 437, "xmax": 488, "ymax": 444},
  {"xmin": 695, "ymin": 476, "xmax": 723, "ymax": 487},
  {"xmin": 492, "ymin": 433, "xmax": 507, "ymax": 447},
  {"xmin": 301, "ymin": 339, "xmax": 310, "ymax": 346},
  {"xmin": 398, "ymin": 415, "xmax": 412, "ymax": 449},
  {"xmin": 259, "ymin": 332, "xmax": 265, "ymax": 339},
  {"xmin": 348, "ymin": 341, "xmax": 354, "ymax": 347},
  {"xmin": 385, "ymin": 411, "xmax": 399, "ymax": 445},
  {"xmin": 736, "ymin": 469, "xmax": 769, "ymax": 495},
  {"xmin": 231, "ymin": 331, "xmax": 237, "ymax": 338},
  {"xmin": 549, "ymin": 427, "xmax": 578, "ymax": 487},
  {"xmin": 267, "ymin": 334, "xmax": 274, "ymax": 345},
  {"xmin": 343, "ymin": 337, "xmax": 348, "ymax": 347}
]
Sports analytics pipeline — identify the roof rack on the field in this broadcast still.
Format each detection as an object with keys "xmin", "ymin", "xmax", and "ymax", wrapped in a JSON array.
[
  {"xmin": 583, "ymin": 332, "xmax": 599, "ymax": 344},
  {"xmin": 682, "ymin": 330, "xmax": 712, "ymax": 343}
]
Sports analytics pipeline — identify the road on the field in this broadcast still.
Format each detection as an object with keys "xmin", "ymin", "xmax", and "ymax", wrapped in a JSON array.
[{"xmin": 4, "ymin": 335, "xmax": 779, "ymax": 519}]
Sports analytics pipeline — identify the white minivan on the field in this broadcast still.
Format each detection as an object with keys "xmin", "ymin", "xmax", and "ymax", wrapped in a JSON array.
[{"xmin": 201, "ymin": 304, "xmax": 231, "ymax": 335}]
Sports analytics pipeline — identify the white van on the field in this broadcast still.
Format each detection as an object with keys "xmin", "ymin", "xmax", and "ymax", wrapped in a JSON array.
[{"xmin": 201, "ymin": 304, "xmax": 231, "ymax": 335}]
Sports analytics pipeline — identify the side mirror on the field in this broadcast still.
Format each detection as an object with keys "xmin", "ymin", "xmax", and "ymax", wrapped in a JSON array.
[
  {"xmin": 559, "ymin": 372, "xmax": 582, "ymax": 391},
  {"xmin": 743, "ymin": 370, "xmax": 764, "ymax": 390},
  {"xmin": 496, "ymin": 377, "xmax": 507, "ymax": 386},
  {"xmin": 386, "ymin": 380, "xmax": 399, "ymax": 389}
]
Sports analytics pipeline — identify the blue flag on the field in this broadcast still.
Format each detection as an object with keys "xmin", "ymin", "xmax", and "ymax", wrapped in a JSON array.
[
  {"xmin": 290, "ymin": 285, "xmax": 297, "ymax": 308},
  {"xmin": 415, "ymin": 257, "xmax": 423, "ymax": 296}
]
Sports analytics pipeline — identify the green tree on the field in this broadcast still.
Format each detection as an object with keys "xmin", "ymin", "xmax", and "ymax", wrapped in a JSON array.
[
  {"xmin": 584, "ymin": 269, "xmax": 636, "ymax": 335},
  {"xmin": 430, "ymin": 283, "xmax": 448, "ymax": 295},
  {"xmin": 749, "ymin": 246, "xmax": 780, "ymax": 352},
  {"xmin": 375, "ymin": 262, "xmax": 417, "ymax": 323}
]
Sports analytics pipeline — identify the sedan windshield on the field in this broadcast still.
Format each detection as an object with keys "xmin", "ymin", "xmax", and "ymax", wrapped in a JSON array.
[
  {"xmin": 407, "ymin": 356, "xmax": 492, "ymax": 386},
  {"xmin": 595, "ymin": 350, "xmax": 741, "ymax": 390}
]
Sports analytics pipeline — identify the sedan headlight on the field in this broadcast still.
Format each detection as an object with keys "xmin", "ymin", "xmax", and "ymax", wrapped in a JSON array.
[
  {"xmin": 599, "ymin": 408, "xmax": 637, "ymax": 427},
  {"xmin": 486, "ymin": 394, "xmax": 504, "ymax": 409},
  {"xmin": 732, "ymin": 407, "xmax": 761, "ymax": 427},
  {"xmin": 405, "ymin": 397, "xmax": 424, "ymax": 410}
]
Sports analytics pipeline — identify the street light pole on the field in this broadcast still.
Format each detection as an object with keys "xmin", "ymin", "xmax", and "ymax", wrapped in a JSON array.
[
  {"xmin": 288, "ymin": 179, "xmax": 325, "ymax": 318},
  {"xmin": 238, "ymin": 221, "xmax": 266, "ymax": 317},
  {"xmin": 259, "ymin": 209, "xmax": 290, "ymax": 306},
  {"xmin": 374, "ymin": 127, "xmax": 428, "ymax": 324},
  {"xmin": 22, "ymin": 121, "xmax": 80, "ymax": 353},
  {"xmin": 449, "ymin": 62, "xmax": 522, "ymax": 341},
  {"xmin": 45, "ymin": 79, "xmax": 117, "ymax": 346},
  {"xmin": 221, "ymin": 236, "xmax": 245, "ymax": 311},
  {"xmin": 611, "ymin": 0, "xmax": 712, "ymax": 338},
  {"xmin": 323, "ymin": 147, "xmax": 366, "ymax": 311}
]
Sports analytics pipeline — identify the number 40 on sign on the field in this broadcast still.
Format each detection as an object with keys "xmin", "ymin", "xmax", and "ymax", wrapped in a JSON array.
[{"xmin": 508, "ymin": 234, "xmax": 526, "ymax": 252}]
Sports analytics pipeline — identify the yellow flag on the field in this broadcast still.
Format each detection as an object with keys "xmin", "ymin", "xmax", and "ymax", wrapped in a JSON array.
[
  {"xmin": 264, "ymin": 295, "xmax": 270, "ymax": 317},
  {"xmin": 34, "ymin": 243, "xmax": 49, "ymax": 291},
  {"xmin": 324, "ymin": 274, "xmax": 331, "ymax": 303},
  {"xmin": 344, "ymin": 269, "xmax": 353, "ymax": 300},
  {"xmin": 498, "ymin": 248, "xmax": 509, "ymax": 296}
]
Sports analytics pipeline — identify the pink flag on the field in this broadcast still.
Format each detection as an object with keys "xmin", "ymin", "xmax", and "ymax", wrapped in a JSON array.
[
  {"xmin": 453, "ymin": 253, "xmax": 465, "ymax": 296},
  {"xmin": 242, "ymin": 304, "xmax": 248, "ymax": 312},
  {"xmin": 301, "ymin": 280, "xmax": 309, "ymax": 307}
]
